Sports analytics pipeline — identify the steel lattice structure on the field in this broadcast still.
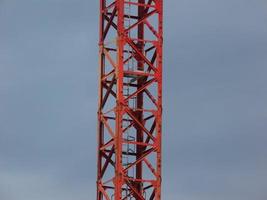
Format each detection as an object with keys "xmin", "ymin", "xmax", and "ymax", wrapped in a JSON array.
[{"xmin": 97, "ymin": 0, "xmax": 163, "ymax": 199}]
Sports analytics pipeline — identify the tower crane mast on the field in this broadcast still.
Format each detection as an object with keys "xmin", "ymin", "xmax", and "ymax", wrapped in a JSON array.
[{"xmin": 97, "ymin": 0, "xmax": 163, "ymax": 199}]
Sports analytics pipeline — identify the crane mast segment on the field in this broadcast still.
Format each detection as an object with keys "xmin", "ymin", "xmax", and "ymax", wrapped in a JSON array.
[{"xmin": 97, "ymin": 0, "xmax": 163, "ymax": 199}]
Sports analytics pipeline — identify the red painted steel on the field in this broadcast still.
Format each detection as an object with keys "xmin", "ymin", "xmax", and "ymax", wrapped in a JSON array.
[{"xmin": 97, "ymin": 0, "xmax": 163, "ymax": 199}]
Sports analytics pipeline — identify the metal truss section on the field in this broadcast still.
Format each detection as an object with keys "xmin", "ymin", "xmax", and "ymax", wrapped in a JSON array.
[{"xmin": 97, "ymin": 0, "xmax": 163, "ymax": 199}]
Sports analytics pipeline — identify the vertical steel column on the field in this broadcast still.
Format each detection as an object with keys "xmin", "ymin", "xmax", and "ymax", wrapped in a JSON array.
[
  {"xmin": 136, "ymin": 0, "xmax": 145, "ymax": 193},
  {"xmin": 97, "ymin": 0, "xmax": 163, "ymax": 199}
]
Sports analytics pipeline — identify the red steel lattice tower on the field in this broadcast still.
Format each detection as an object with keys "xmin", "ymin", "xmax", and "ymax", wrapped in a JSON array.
[{"xmin": 97, "ymin": 0, "xmax": 163, "ymax": 199}]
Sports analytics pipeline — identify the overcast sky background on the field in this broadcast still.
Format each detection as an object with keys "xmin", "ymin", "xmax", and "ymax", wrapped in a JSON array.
[{"xmin": 0, "ymin": 0, "xmax": 267, "ymax": 200}]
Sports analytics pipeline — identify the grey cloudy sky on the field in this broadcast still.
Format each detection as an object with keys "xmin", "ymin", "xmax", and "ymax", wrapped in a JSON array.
[{"xmin": 0, "ymin": 0, "xmax": 267, "ymax": 200}]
